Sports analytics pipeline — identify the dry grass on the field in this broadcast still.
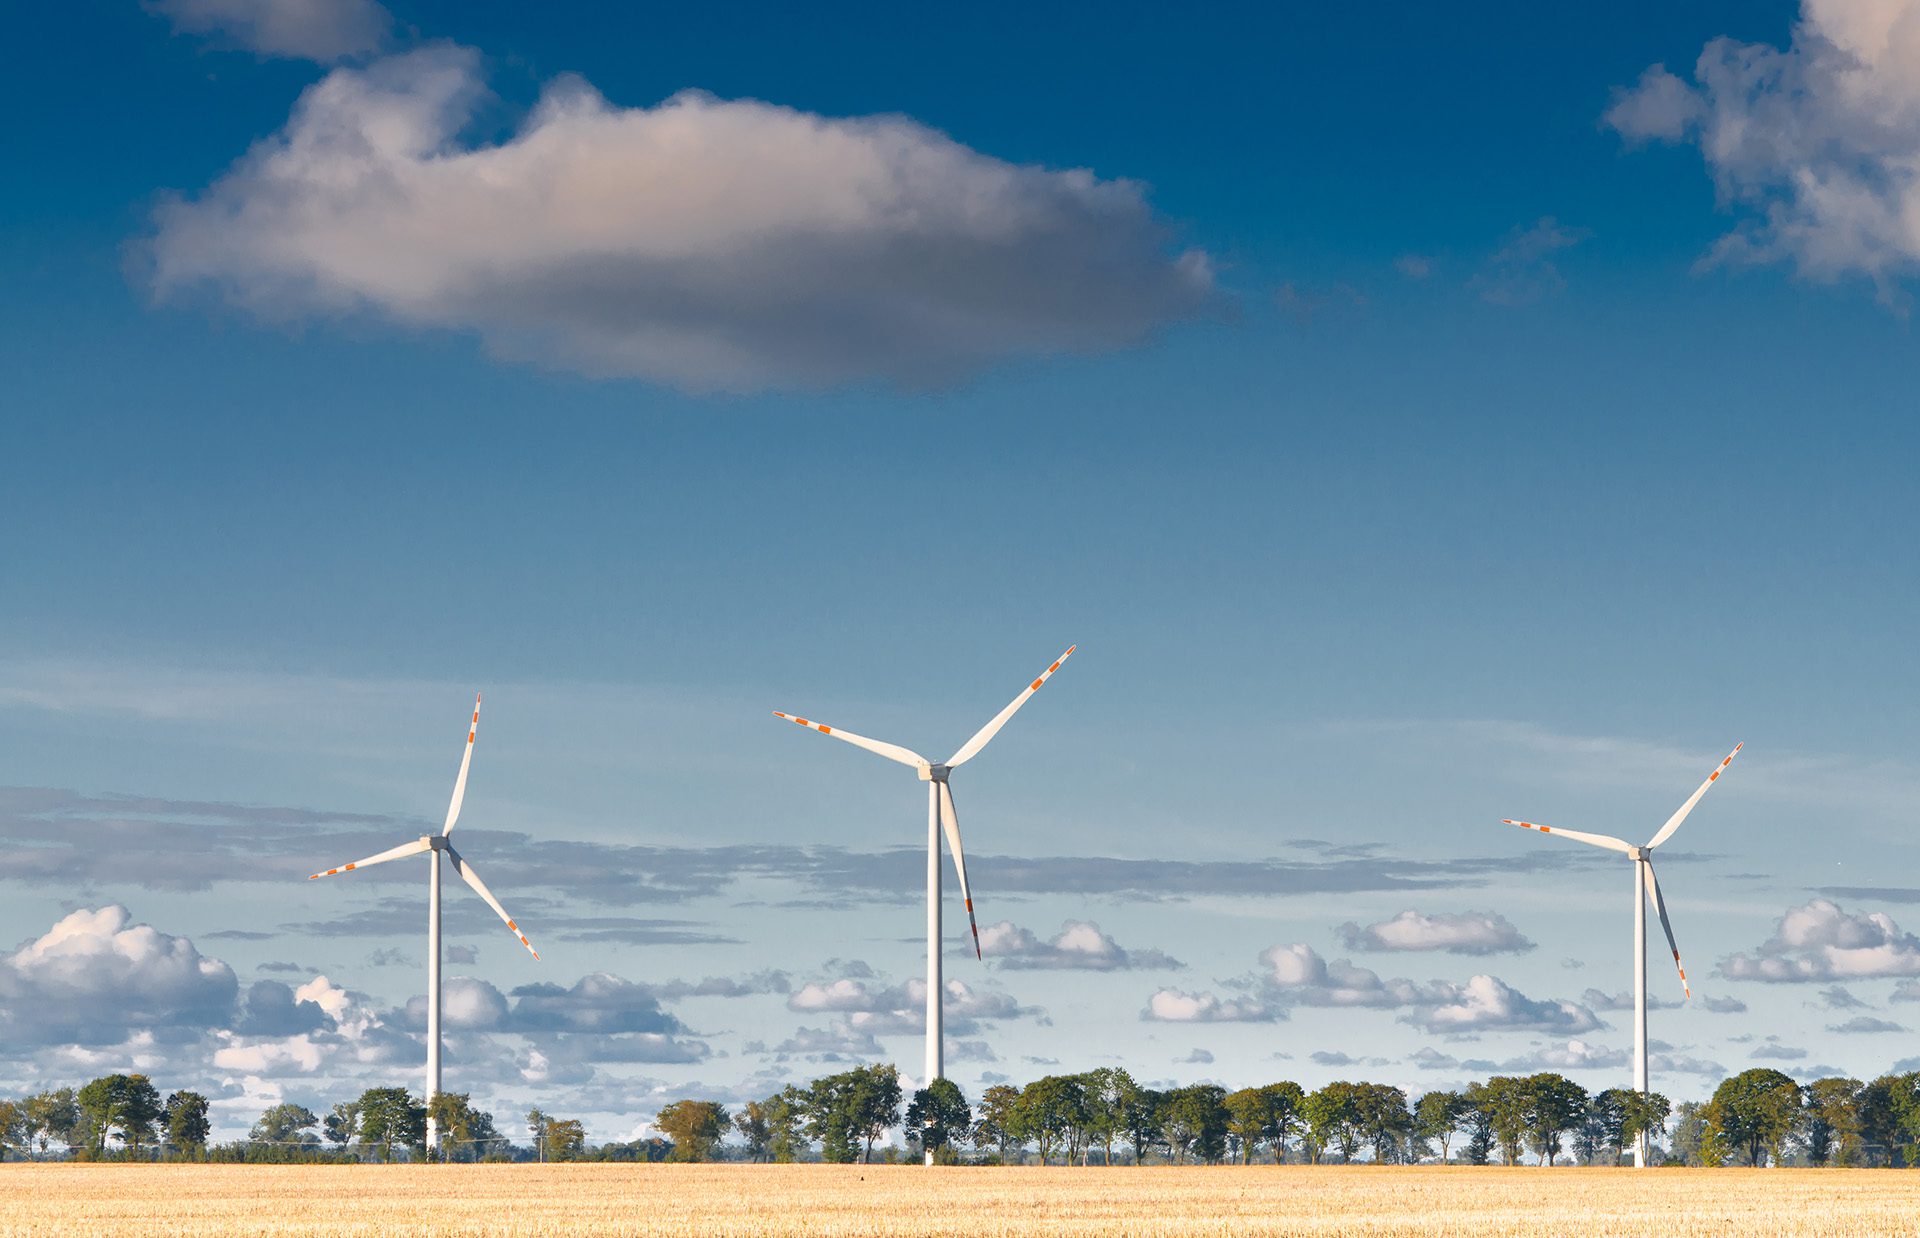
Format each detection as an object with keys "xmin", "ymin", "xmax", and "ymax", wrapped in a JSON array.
[{"xmin": 0, "ymin": 1163, "xmax": 1916, "ymax": 1236}]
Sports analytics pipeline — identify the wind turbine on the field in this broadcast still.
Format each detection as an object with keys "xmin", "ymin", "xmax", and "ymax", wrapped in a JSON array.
[
  {"xmin": 307, "ymin": 694, "xmax": 538, "ymax": 1156},
  {"xmin": 1502, "ymin": 742, "xmax": 1740, "ymax": 1168},
  {"xmin": 775, "ymin": 646, "xmax": 1074, "ymax": 1161}
]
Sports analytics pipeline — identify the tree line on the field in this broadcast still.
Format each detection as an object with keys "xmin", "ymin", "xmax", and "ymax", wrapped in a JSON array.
[{"xmin": 8, "ymin": 1064, "xmax": 1920, "ymax": 1166}]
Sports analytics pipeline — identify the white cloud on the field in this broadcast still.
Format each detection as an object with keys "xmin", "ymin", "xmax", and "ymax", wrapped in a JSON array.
[
  {"xmin": 147, "ymin": 46, "xmax": 1215, "ymax": 392},
  {"xmin": 1145, "ymin": 944, "xmax": 1598, "ymax": 1034},
  {"xmin": 980, "ymin": 919, "xmax": 1181, "ymax": 971},
  {"xmin": 1607, "ymin": 0, "xmax": 1920, "ymax": 294},
  {"xmin": 147, "ymin": 0, "xmax": 390, "ymax": 61},
  {"xmin": 1412, "ymin": 973, "xmax": 1602, "ymax": 1036},
  {"xmin": 0, "ymin": 906, "xmax": 237, "ymax": 1044},
  {"xmin": 1140, "ymin": 988, "xmax": 1278, "ymax": 1024},
  {"xmin": 1499, "ymin": 1038, "xmax": 1628, "ymax": 1071},
  {"xmin": 1720, "ymin": 899, "xmax": 1920, "ymax": 981},
  {"xmin": 1336, "ymin": 910, "xmax": 1534, "ymax": 956}
]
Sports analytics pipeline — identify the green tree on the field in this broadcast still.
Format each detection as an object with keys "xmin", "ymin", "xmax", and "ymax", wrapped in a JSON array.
[
  {"xmin": 424, "ymin": 1094, "xmax": 496, "ymax": 1161},
  {"xmin": 1864, "ymin": 1071, "xmax": 1920, "ymax": 1166},
  {"xmin": 356, "ymin": 1087, "xmax": 426, "ymax": 1161},
  {"xmin": 325, "ymin": 1101, "xmax": 362, "ymax": 1150},
  {"xmin": 21, "ymin": 1089, "xmax": 80, "ymax": 1158},
  {"xmin": 1305, "ymin": 1083, "xmax": 1364, "ymax": 1164},
  {"xmin": 164, "ymin": 1091, "xmax": 211, "ymax": 1156},
  {"xmin": 763, "ymin": 1087, "xmax": 807, "ymax": 1163},
  {"xmin": 1224, "ymin": 1087, "xmax": 1274, "ymax": 1164},
  {"xmin": 1801, "ymin": 1077, "xmax": 1864, "ymax": 1167},
  {"xmin": 1018, "ymin": 1075, "xmax": 1091, "ymax": 1165},
  {"xmin": 1082, "ymin": 1068, "xmax": 1138, "ymax": 1166},
  {"xmin": 1119, "ymin": 1086, "xmax": 1164, "ymax": 1166},
  {"xmin": 1621, "ymin": 1091, "xmax": 1671, "ymax": 1161},
  {"xmin": 906, "ymin": 1079, "xmax": 970, "ymax": 1163},
  {"xmin": 1354, "ymin": 1083, "xmax": 1413, "ymax": 1164},
  {"xmin": 971, "ymin": 1084, "xmax": 1023, "ymax": 1163},
  {"xmin": 76, "ymin": 1074, "xmax": 163, "ymax": 1158},
  {"xmin": 1705, "ymin": 1069, "xmax": 1804, "ymax": 1167},
  {"xmin": 733, "ymin": 1101, "xmax": 773, "ymax": 1163},
  {"xmin": 805, "ymin": 1065, "xmax": 900, "ymax": 1163},
  {"xmin": 1477, "ymin": 1077, "xmax": 1532, "ymax": 1166},
  {"xmin": 1160, "ymin": 1085, "xmax": 1230, "ymax": 1164},
  {"xmin": 1413, "ymin": 1091, "xmax": 1468, "ymax": 1164},
  {"xmin": 656, "ymin": 1100, "xmax": 731, "ymax": 1163},
  {"xmin": 1459, "ymin": 1083, "xmax": 1495, "ymax": 1165},
  {"xmin": 1667, "ymin": 1101, "xmax": 1711, "ymax": 1166},
  {"xmin": 1521, "ymin": 1074, "xmax": 1588, "ymax": 1167},
  {"xmin": 546, "ymin": 1118, "xmax": 587, "ymax": 1161},
  {"xmin": 251, "ymin": 1102, "xmax": 320, "ymax": 1149},
  {"xmin": 1261, "ymin": 1082, "xmax": 1305, "ymax": 1163}
]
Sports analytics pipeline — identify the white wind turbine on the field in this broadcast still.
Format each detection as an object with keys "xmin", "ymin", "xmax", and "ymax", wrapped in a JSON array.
[
  {"xmin": 775, "ymin": 646, "xmax": 1074, "ymax": 1160},
  {"xmin": 1502, "ymin": 742, "xmax": 1740, "ymax": 1168},
  {"xmin": 307, "ymin": 694, "xmax": 539, "ymax": 1156}
]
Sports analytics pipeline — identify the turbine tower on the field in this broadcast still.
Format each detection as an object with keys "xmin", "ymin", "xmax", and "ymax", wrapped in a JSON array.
[
  {"xmin": 308, "ymin": 694, "xmax": 539, "ymax": 1156},
  {"xmin": 1502, "ymin": 742, "xmax": 1740, "ymax": 1168},
  {"xmin": 775, "ymin": 646, "xmax": 1074, "ymax": 1163}
]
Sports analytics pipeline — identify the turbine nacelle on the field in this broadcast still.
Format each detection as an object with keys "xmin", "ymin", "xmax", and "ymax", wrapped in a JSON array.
[
  {"xmin": 920, "ymin": 763, "xmax": 952, "ymax": 783},
  {"xmin": 426, "ymin": 835, "xmax": 449, "ymax": 852}
]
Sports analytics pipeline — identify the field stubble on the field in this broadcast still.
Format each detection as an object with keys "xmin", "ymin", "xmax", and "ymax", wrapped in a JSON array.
[{"xmin": 0, "ymin": 1163, "xmax": 1912, "ymax": 1236}]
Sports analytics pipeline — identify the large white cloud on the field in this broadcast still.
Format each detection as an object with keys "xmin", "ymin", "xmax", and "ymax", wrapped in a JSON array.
[
  {"xmin": 147, "ymin": 0, "xmax": 391, "ymax": 61},
  {"xmin": 979, "ymin": 919, "xmax": 1181, "ymax": 971},
  {"xmin": 1607, "ymin": 0, "xmax": 1920, "ymax": 293},
  {"xmin": 0, "ymin": 906, "xmax": 237, "ymax": 1044},
  {"xmin": 146, "ymin": 45, "xmax": 1215, "ymax": 392},
  {"xmin": 1143, "ymin": 943, "xmax": 1599, "ymax": 1033},
  {"xmin": 1335, "ymin": 910, "xmax": 1535, "ymax": 957},
  {"xmin": 1719, "ymin": 899, "xmax": 1920, "ymax": 981}
]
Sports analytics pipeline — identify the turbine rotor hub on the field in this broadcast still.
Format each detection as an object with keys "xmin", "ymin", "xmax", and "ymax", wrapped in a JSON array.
[
  {"xmin": 922, "ymin": 764, "xmax": 951, "ymax": 783},
  {"xmin": 426, "ymin": 835, "xmax": 450, "ymax": 851}
]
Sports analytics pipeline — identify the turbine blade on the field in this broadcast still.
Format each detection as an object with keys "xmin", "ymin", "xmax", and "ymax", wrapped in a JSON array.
[
  {"xmin": 442, "ymin": 693, "xmax": 481, "ymax": 836},
  {"xmin": 938, "ymin": 781, "xmax": 981, "ymax": 960},
  {"xmin": 771, "ymin": 712, "xmax": 927, "ymax": 769},
  {"xmin": 446, "ymin": 844, "xmax": 539, "ymax": 960},
  {"xmin": 1501, "ymin": 820, "xmax": 1637, "ymax": 855},
  {"xmin": 308, "ymin": 837, "xmax": 431, "ymax": 880},
  {"xmin": 946, "ymin": 645, "xmax": 1076, "ymax": 768},
  {"xmin": 1646, "ymin": 743, "xmax": 1742, "ymax": 849},
  {"xmin": 1644, "ymin": 859, "xmax": 1689, "ymax": 999}
]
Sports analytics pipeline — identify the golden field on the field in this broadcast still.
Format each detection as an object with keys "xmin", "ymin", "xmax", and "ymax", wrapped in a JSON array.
[{"xmin": 0, "ymin": 1163, "xmax": 1915, "ymax": 1237}]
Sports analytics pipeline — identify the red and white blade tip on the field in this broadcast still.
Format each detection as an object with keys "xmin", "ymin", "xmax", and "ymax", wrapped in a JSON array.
[{"xmin": 773, "ymin": 712, "xmax": 831, "ymax": 735}]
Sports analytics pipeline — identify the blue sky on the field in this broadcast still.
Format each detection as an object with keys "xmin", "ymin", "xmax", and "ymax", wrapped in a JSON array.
[{"xmin": 4, "ymin": 0, "xmax": 1920, "ymax": 1142}]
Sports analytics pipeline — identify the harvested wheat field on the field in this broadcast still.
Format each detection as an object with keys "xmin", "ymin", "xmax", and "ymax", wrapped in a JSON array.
[{"xmin": 1, "ymin": 1164, "xmax": 1917, "ymax": 1237}]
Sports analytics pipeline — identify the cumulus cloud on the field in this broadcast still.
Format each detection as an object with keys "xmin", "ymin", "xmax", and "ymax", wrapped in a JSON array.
[
  {"xmin": 1719, "ymin": 899, "xmax": 1920, "ymax": 981},
  {"xmin": 1140, "ymin": 988, "xmax": 1280, "ymax": 1024},
  {"xmin": 0, "ymin": 906, "xmax": 237, "ymax": 1044},
  {"xmin": 505, "ymin": 973, "xmax": 687, "ymax": 1035},
  {"xmin": 146, "ymin": 45, "xmax": 1215, "ymax": 392},
  {"xmin": 785, "ymin": 970, "xmax": 1029, "ymax": 1038},
  {"xmin": 1336, "ymin": 910, "xmax": 1535, "ymax": 956},
  {"xmin": 1699, "ymin": 994, "xmax": 1749, "ymax": 1014},
  {"xmin": 146, "ymin": 0, "xmax": 391, "ymax": 61},
  {"xmin": 1413, "ymin": 974, "xmax": 1602, "ymax": 1036},
  {"xmin": 979, "ymin": 920, "xmax": 1181, "ymax": 971},
  {"xmin": 1145, "ymin": 944, "xmax": 1598, "ymax": 1034},
  {"xmin": 1499, "ymin": 1038, "xmax": 1628, "ymax": 1072},
  {"xmin": 1606, "ymin": 0, "xmax": 1920, "ymax": 295}
]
